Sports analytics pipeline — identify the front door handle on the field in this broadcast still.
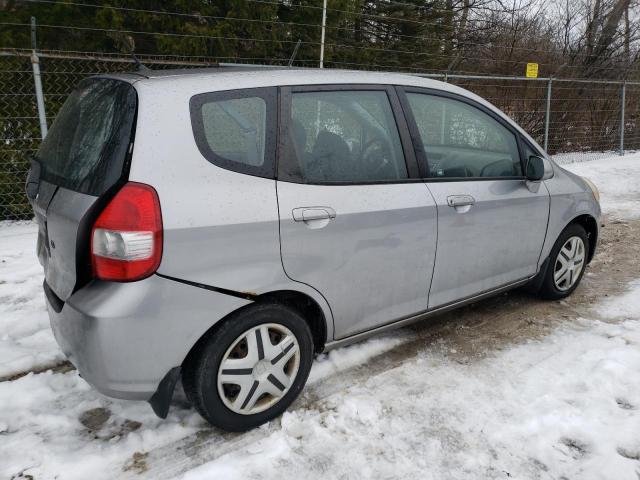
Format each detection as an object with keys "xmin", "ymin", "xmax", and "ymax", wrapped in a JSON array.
[
  {"xmin": 292, "ymin": 207, "xmax": 336, "ymax": 222},
  {"xmin": 447, "ymin": 195, "xmax": 475, "ymax": 207},
  {"xmin": 447, "ymin": 195, "xmax": 475, "ymax": 213}
]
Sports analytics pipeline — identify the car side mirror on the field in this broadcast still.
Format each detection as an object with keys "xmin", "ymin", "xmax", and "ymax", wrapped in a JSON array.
[
  {"xmin": 25, "ymin": 158, "xmax": 41, "ymax": 201},
  {"xmin": 525, "ymin": 155, "xmax": 545, "ymax": 181}
]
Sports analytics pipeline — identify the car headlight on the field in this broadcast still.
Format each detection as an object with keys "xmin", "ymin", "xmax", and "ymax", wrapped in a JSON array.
[{"xmin": 582, "ymin": 177, "xmax": 600, "ymax": 203}]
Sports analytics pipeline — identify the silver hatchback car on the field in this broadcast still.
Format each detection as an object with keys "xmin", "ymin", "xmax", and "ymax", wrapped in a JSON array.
[{"xmin": 27, "ymin": 68, "xmax": 600, "ymax": 431}]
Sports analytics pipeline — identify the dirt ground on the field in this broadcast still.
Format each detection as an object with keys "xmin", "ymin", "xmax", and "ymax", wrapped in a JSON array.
[{"xmin": 132, "ymin": 215, "xmax": 640, "ymax": 479}]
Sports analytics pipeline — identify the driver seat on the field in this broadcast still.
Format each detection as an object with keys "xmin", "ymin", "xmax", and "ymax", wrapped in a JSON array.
[{"xmin": 309, "ymin": 130, "xmax": 352, "ymax": 182}]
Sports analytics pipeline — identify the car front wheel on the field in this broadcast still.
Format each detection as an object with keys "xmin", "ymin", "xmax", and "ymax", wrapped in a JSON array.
[{"xmin": 538, "ymin": 223, "xmax": 589, "ymax": 300}]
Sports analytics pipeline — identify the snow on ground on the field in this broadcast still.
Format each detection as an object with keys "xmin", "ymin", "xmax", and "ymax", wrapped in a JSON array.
[
  {"xmin": 183, "ymin": 296, "xmax": 640, "ymax": 480},
  {"xmin": 563, "ymin": 153, "xmax": 640, "ymax": 220},
  {"xmin": 0, "ymin": 218, "xmax": 409, "ymax": 479},
  {"xmin": 0, "ymin": 221, "xmax": 64, "ymax": 379},
  {"xmin": 0, "ymin": 369, "xmax": 203, "ymax": 479},
  {"xmin": 0, "ymin": 152, "xmax": 639, "ymax": 479},
  {"xmin": 596, "ymin": 279, "xmax": 640, "ymax": 320},
  {"xmin": 552, "ymin": 150, "xmax": 636, "ymax": 165},
  {"xmin": 3, "ymin": 284, "xmax": 640, "ymax": 480}
]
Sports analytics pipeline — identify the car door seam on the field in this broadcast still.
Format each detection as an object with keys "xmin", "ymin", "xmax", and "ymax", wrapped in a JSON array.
[
  {"xmin": 536, "ymin": 181, "xmax": 553, "ymax": 271},
  {"xmin": 275, "ymin": 179, "xmax": 337, "ymax": 338},
  {"xmin": 422, "ymin": 182, "xmax": 439, "ymax": 309}
]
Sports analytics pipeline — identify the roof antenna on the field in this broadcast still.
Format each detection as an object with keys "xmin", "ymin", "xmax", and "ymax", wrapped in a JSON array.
[
  {"xmin": 288, "ymin": 39, "xmax": 301, "ymax": 67},
  {"xmin": 131, "ymin": 53, "xmax": 151, "ymax": 72}
]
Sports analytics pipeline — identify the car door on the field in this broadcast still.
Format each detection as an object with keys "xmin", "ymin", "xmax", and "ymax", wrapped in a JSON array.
[
  {"xmin": 276, "ymin": 85, "xmax": 437, "ymax": 339},
  {"xmin": 397, "ymin": 87, "xmax": 550, "ymax": 309}
]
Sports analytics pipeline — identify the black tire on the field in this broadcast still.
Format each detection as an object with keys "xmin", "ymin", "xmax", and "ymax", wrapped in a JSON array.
[
  {"xmin": 182, "ymin": 303, "xmax": 313, "ymax": 432},
  {"xmin": 538, "ymin": 223, "xmax": 589, "ymax": 300}
]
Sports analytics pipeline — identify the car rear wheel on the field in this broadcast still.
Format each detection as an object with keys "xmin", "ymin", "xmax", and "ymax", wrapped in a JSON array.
[
  {"xmin": 182, "ymin": 303, "xmax": 314, "ymax": 432},
  {"xmin": 538, "ymin": 223, "xmax": 589, "ymax": 300}
]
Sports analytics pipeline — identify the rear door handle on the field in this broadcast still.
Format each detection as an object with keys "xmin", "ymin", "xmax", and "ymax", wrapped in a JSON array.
[
  {"xmin": 292, "ymin": 207, "xmax": 336, "ymax": 222},
  {"xmin": 447, "ymin": 195, "xmax": 475, "ymax": 207}
]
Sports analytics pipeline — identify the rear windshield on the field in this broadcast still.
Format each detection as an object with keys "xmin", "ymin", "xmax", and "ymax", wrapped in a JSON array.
[{"xmin": 36, "ymin": 78, "xmax": 137, "ymax": 196}]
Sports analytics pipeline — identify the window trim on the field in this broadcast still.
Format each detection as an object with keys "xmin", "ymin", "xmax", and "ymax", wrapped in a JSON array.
[
  {"xmin": 190, "ymin": 87, "xmax": 277, "ymax": 179},
  {"xmin": 396, "ymin": 86, "xmax": 527, "ymax": 182},
  {"xmin": 520, "ymin": 136, "xmax": 545, "ymax": 159},
  {"xmin": 277, "ymin": 84, "xmax": 421, "ymax": 185}
]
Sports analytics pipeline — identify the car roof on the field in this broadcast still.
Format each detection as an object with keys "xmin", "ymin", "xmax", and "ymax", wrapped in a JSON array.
[
  {"xmin": 105, "ymin": 67, "xmax": 466, "ymax": 102},
  {"xmin": 136, "ymin": 65, "xmax": 287, "ymax": 78},
  {"xmin": 105, "ymin": 66, "xmax": 444, "ymax": 89},
  {"xmin": 100, "ymin": 66, "xmax": 547, "ymax": 156}
]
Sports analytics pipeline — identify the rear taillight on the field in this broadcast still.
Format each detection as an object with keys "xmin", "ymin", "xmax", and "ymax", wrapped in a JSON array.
[{"xmin": 91, "ymin": 182, "xmax": 162, "ymax": 282}]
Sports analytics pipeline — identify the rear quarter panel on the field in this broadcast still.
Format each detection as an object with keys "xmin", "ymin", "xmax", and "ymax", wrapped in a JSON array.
[{"xmin": 127, "ymin": 81, "xmax": 335, "ymax": 340}]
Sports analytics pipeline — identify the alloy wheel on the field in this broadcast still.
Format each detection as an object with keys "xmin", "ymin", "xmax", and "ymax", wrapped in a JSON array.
[{"xmin": 217, "ymin": 323, "xmax": 300, "ymax": 415}]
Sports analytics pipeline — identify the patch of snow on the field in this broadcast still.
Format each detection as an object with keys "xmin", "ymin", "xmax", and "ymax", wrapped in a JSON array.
[
  {"xmin": 182, "ymin": 285, "xmax": 640, "ymax": 480},
  {"xmin": 308, "ymin": 332, "xmax": 408, "ymax": 384},
  {"xmin": 594, "ymin": 279, "xmax": 640, "ymax": 320},
  {"xmin": 563, "ymin": 153, "xmax": 640, "ymax": 220},
  {"xmin": 0, "ymin": 221, "xmax": 409, "ymax": 480},
  {"xmin": 0, "ymin": 369, "xmax": 203, "ymax": 480},
  {"xmin": 0, "ymin": 221, "xmax": 62, "ymax": 378},
  {"xmin": 553, "ymin": 150, "xmax": 628, "ymax": 165}
]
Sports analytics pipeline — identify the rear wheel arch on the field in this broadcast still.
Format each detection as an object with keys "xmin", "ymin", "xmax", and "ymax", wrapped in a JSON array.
[
  {"xmin": 182, "ymin": 289, "xmax": 328, "ymax": 374},
  {"xmin": 254, "ymin": 290, "xmax": 328, "ymax": 354}
]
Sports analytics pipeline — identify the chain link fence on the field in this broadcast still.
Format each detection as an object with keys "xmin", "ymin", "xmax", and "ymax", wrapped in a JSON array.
[
  {"xmin": 1, "ymin": 50, "xmax": 639, "ymax": 220},
  {"xmin": 0, "ymin": 50, "xmax": 215, "ymax": 220},
  {"xmin": 433, "ymin": 75, "xmax": 640, "ymax": 162}
]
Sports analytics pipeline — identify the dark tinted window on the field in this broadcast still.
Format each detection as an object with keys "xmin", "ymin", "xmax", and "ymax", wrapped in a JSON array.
[
  {"xmin": 190, "ymin": 88, "xmax": 276, "ymax": 178},
  {"xmin": 406, "ymin": 93, "xmax": 522, "ymax": 178},
  {"xmin": 282, "ymin": 90, "xmax": 408, "ymax": 183},
  {"xmin": 522, "ymin": 141, "xmax": 541, "ymax": 159},
  {"xmin": 36, "ymin": 78, "xmax": 136, "ymax": 195},
  {"xmin": 201, "ymin": 97, "xmax": 266, "ymax": 166}
]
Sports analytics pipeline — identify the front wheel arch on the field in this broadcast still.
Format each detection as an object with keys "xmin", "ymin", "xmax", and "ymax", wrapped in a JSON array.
[
  {"xmin": 536, "ymin": 222, "xmax": 589, "ymax": 299},
  {"xmin": 527, "ymin": 216, "xmax": 595, "ymax": 295},
  {"xmin": 570, "ymin": 214, "xmax": 598, "ymax": 264}
]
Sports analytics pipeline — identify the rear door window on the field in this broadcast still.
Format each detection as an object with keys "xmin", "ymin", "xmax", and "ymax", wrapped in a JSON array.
[
  {"xmin": 36, "ymin": 78, "xmax": 137, "ymax": 196},
  {"xmin": 190, "ymin": 87, "xmax": 276, "ymax": 178}
]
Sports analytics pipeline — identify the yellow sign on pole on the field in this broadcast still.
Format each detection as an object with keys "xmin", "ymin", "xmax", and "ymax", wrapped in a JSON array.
[{"xmin": 526, "ymin": 63, "xmax": 539, "ymax": 78}]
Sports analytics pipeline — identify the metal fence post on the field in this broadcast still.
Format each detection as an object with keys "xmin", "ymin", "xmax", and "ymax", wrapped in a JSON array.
[
  {"xmin": 319, "ymin": 0, "xmax": 327, "ymax": 68},
  {"xmin": 619, "ymin": 81, "xmax": 626, "ymax": 156},
  {"xmin": 30, "ymin": 16, "xmax": 47, "ymax": 139},
  {"xmin": 543, "ymin": 77, "xmax": 552, "ymax": 152}
]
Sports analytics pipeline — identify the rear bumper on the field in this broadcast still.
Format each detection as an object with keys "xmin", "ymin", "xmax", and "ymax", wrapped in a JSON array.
[{"xmin": 46, "ymin": 274, "xmax": 251, "ymax": 400}]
